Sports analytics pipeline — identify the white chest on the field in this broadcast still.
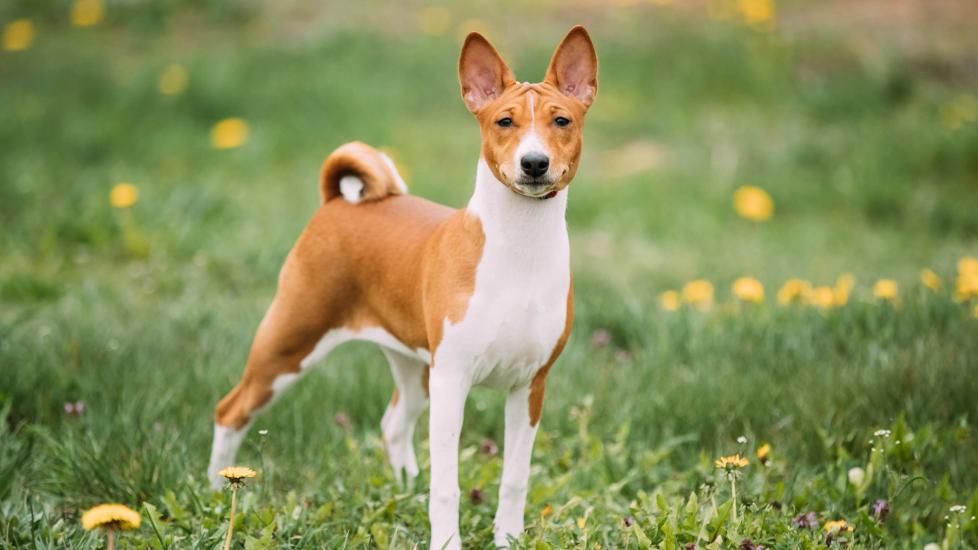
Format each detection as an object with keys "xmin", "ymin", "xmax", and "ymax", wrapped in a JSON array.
[{"xmin": 435, "ymin": 160, "xmax": 570, "ymax": 390}]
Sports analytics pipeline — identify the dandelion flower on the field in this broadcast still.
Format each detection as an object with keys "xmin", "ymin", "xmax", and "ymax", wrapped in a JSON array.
[
  {"xmin": 540, "ymin": 504, "xmax": 553, "ymax": 518},
  {"xmin": 737, "ymin": 0, "xmax": 774, "ymax": 25},
  {"xmin": 834, "ymin": 274, "xmax": 855, "ymax": 305},
  {"xmin": 733, "ymin": 185, "xmax": 774, "ymax": 221},
  {"xmin": 732, "ymin": 277, "xmax": 764, "ymax": 303},
  {"xmin": 810, "ymin": 286, "xmax": 836, "ymax": 309},
  {"xmin": 873, "ymin": 279, "xmax": 898, "ymax": 302},
  {"xmin": 715, "ymin": 454, "xmax": 749, "ymax": 470},
  {"xmin": 658, "ymin": 290, "xmax": 681, "ymax": 311},
  {"xmin": 71, "ymin": 0, "xmax": 104, "ymax": 27},
  {"xmin": 81, "ymin": 503, "xmax": 140, "ymax": 550},
  {"xmin": 956, "ymin": 258, "xmax": 978, "ymax": 301},
  {"xmin": 756, "ymin": 443, "xmax": 771, "ymax": 462},
  {"xmin": 959, "ymin": 257, "xmax": 978, "ymax": 277},
  {"xmin": 109, "ymin": 183, "xmax": 138, "ymax": 209},
  {"xmin": 847, "ymin": 467, "xmax": 865, "ymax": 486},
  {"xmin": 577, "ymin": 516, "xmax": 586, "ymax": 529},
  {"xmin": 158, "ymin": 63, "xmax": 188, "ymax": 96},
  {"xmin": 3, "ymin": 19, "xmax": 34, "ymax": 52},
  {"xmin": 920, "ymin": 269, "xmax": 941, "ymax": 292},
  {"xmin": 682, "ymin": 279, "xmax": 714, "ymax": 310},
  {"xmin": 823, "ymin": 519, "xmax": 853, "ymax": 533},
  {"xmin": 219, "ymin": 466, "xmax": 257, "ymax": 484},
  {"xmin": 777, "ymin": 278, "xmax": 811, "ymax": 305},
  {"xmin": 211, "ymin": 118, "xmax": 249, "ymax": 149}
]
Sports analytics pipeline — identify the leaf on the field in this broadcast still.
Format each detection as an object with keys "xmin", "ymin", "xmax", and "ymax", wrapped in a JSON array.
[
  {"xmin": 709, "ymin": 499, "xmax": 733, "ymax": 537},
  {"xmin": 370, "ymin": 522, "xmax": 391, "ymax": 550}
]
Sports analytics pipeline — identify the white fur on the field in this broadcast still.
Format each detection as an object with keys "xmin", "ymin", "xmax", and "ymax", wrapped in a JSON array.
[
  {"xmin": 207, "ymin": 424, "xmax": 248, "ymax": 489},
  {"xmin": 339, "ymin": 175, "xmax": 364, "ymax": 203},
  {"xmin": 380, "ymin": 153, "xmax": 409, "ymax": 193},
  {"xmin": 428, "ymin": 159, "xmax": 570, "ymax": 549}
]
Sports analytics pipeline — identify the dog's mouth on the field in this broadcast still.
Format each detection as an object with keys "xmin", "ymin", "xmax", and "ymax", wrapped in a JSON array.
[{"xmin": 512, "ymin": 172, "xmax": 563, "ymax": 199}]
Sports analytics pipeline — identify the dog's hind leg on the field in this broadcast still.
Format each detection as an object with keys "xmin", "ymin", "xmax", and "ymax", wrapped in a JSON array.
[{"xmin": 379, "ymin": 348, "xmax": 429, "ymax": 489}]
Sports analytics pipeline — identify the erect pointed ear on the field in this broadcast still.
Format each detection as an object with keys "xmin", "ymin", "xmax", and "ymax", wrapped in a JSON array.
[
  {"xmin": 458, "ymin": 32, "xmax": 516, "ymax": 113},
  {"xmin": 544, "ymin": 26, "xmax": 598, "ymax": 108}
]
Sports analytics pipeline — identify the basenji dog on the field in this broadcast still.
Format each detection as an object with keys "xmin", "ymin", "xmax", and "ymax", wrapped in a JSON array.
[{"xmin": 207, "ymin": 26, "xmax": 597, "ymax": 548}]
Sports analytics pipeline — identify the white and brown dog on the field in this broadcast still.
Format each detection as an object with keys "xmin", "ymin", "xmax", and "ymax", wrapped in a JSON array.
[{"xmin": 207, "ymin": 26, "xmax": 597, "ymax": 548}]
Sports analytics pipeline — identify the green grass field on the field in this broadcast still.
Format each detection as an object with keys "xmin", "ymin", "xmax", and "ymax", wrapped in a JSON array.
[{"xmin": 2, "ymin": 1, "xmax": 978, "ymax": 548}]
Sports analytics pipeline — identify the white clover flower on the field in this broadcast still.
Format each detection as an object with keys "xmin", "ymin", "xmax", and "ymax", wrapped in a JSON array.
[
  {"xmin": 737, "ymin": 435, "xmax": 747, "ymax": 444},
  {"xmin": 950, "ymin": 504, "xmax": 967, "ymax": 513},
  {"xmin": 873, "ymin": 429, "xmax": 891, "ymax": 437}
]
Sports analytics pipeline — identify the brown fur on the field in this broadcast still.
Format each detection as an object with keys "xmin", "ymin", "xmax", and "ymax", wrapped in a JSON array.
[{"xmin": 320, "ymin": 141, "xmax": 404, "ymax": 203}]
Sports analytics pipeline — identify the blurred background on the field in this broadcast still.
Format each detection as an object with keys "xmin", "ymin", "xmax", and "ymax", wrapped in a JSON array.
[{"xmin": 1, "ymin": 0, "xmax": 977, "ymax": 547}]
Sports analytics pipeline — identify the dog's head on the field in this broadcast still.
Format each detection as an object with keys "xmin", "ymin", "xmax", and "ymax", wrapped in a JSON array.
[{"xmin": 459, "ymin": 26, "xmax": 597, "ymax": 199}]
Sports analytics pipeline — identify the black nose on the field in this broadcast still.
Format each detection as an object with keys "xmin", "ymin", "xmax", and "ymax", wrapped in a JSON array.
[{"xmin": 520, "ymin": 153, "xmax": 550, "ymax": 178}]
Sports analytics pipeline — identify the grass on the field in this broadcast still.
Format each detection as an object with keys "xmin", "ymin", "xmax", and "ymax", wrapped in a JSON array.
[{"xmin": 1, "ymin": 0, "xmax": 978, "ymax": 548}]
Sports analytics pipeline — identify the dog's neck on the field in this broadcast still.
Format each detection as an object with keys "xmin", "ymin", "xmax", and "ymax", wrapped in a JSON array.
[{"xmin": 468, "ymin": 158, "xmax": 569, "ymax": 258}]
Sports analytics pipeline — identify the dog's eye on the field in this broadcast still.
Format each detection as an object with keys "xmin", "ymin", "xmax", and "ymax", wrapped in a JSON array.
[
  {"xmin": 496, "ymin": 117, "xmax": 513, "ymax": 128},
  {"xmin": 554, "ymin": 117, "xmax": 571, "ymax": 127}
]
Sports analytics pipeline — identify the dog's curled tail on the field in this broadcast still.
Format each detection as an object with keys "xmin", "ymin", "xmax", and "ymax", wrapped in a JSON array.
[{"xmin": 319, "ymin": 141, "xmax": 407, "ymax": 205}]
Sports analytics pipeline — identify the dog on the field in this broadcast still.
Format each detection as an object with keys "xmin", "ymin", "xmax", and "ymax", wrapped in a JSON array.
[{"xmin": 207, "ymin": 26, "xmax": 597, "ymax": 548}]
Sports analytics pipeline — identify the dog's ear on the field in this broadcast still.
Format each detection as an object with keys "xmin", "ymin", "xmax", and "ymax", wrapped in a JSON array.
[
  {"xmin": 544, "ymin": 26, "xmax": 598, "ymax": 108},
  {"xmin": 459, "ymin": 32, "xmax": 516, "ymax": 113}
]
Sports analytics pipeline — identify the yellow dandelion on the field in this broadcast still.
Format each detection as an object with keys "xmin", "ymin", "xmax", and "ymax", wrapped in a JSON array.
[
  {"xmin": 732, "ymin": 277, "xmax": 764, "ymax": 303},
  {"xmin": 210, "ymin": 118, "xmax": 248, "ymax": 149},
  {"xmin": 733, "ymin": 185, "xmax": 774, "ymax": 221},
  {"xmin": 3, "ymin": 19, "xmax": 34, "ymax": 52},
  {"xmin": 540, "ymin": 504, "xmax": 553, "ymax": 518},
  {"xmin": 920, "ymin": 269, "xmax": 941, "ymax": 292},
  {"xmin": 71, "ymin": 0, "xmax": 104, "ymax": 28},
  {"xmin": 81, "ymin": 503, "xmax": 141, "ymax": 531},
  {"xmin": 682, "ymin": 279, "xmax": 714, "ymax": 310},
  {"xmin": 777, "ymin": 278, "xmax": 811, "ymax": 305},
  {"xmin": 823, "ymin": 519, "xmax": 853, "ymax": 533},
  {"xmin": 577, "ymin": 516, "xmax": 586, "ymax": 529},
  {"xmin": 109, "ymin": 183, "xmax": 138, "ymax": 209},
  {"xmin": 873, "ymin": 279, "xmax": 898, "ymax": 302},
  {"xmin": 756, "ymin": 443, "xmax": 771, "ymax": 461},
  {"xmin": 715, "ymin": 453, "xmax": 749, "ymax": 470},
  {"xmin": 737, "ymin": 0, "xmax": 775, "ymax": 25},
  {"xmin": 219, "ymin": 466, "xmax": 257, "ymax": 483},
  {"xmin": 659, "ymin": 290, "xmax": 681, "ymax": 312},
  {"xmin": 810, "ymin": 286, "xmax": 836, "ymax": 309},
  {"xmin": 957, "ymin": 271, "xmax": 978, "ymax": 301},
  {"xmin": 834, "ymin": 274, "xmax": 854, "ymax": 305},
  {"xmin": 959, "ymin": 257, "xmax": 978, "ymax": 277},
  {"xmin": 158, "ymin": 63, "xmax": 188, "ymax": 96},
  {"xmin": 416, "ymin": 6, "xmax": 451, "ymax": 37}
]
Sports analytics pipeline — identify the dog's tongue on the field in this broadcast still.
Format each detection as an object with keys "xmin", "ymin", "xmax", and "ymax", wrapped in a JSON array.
[{"xmin": 542, "ymin": 190, "xmax": 557, "ymax": 200}]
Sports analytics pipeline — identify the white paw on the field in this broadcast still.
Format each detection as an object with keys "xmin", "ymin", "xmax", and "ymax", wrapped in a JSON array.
[{"xmin": 493, "ymin": 517, "xmax": 524, "ymax": 548}]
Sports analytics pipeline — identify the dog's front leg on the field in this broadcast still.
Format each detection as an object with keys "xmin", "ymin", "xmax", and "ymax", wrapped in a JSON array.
[
  {"xmin": 428, "ymin": 366, "xmax": 471, "ymax": 550},
  {"xmin": 492, "ymin": 384, "xmax": 539, "ymax": 547}
]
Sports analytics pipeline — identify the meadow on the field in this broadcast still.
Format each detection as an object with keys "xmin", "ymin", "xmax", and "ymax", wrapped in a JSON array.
[{"xmin": 1, "ymin": 0, "xmax": 978, "ymax": 548}]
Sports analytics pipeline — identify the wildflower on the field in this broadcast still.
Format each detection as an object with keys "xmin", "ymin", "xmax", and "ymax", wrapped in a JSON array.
[
  {"xmin": 258, "ymin": 429, "xmax": 268, "ymax": 436},
  {"xmin": 872, "ymin": 499, "xmax": 889, "ymax": 522},
  {"xmin": 71, "ymin": 0, "xmax": 104, "ymax": 27},
  {"xmin": 3, "ymin": 19, "xmax": 34, "ymax": 52},
  {"xmin": 950, "ymin": 504, "xmax": 967, "ymax": 514},
  {"xmin": 590, "ymin": 328, "xmax": 611, "ymax": 348},
  {"xmin": 732, "ymin": 277, "xmax": 764, "ymax": 303},
  {"xmin": 834, "ymin": 274, "xmax": 855, "ymax": 305},
  {"xmin": 540, "ymin": 504, "xmax": 552, "ymax": 518},
  {"xmin": 920, "ymin": 269, "xmax": 942, "ymax": 292},
  {"xmin": 791, "ymin": 511, "xmax": 818, "ymax": 529},
  {"xmin": 736, "ymin": 435, "xmax": 748, "ymax": 444},
  {"xmin": 847, "ymin": 467, "xmax": 865, "ymax": 487},
  {"xmin": 924, "ymin": 544, "xmax": 941, "ymax": 550},
  {"xmin": 738, "ymin": 538, "xmax": 763, "ymax": 550},
  {"xmin": 956, "ymin": 258, "xmax": 978, "ymax": 301},
  {"xmin": 810, "ymin": 286, "xmax": 836, "ymax": 309},
  {"xmin": 333, "ymin": 412, "xmax": 351, "ymax": 431},
  {"xmin": 469, "ymin": 488, "xmax": 484, "ymax": 504},
  {"xmin": 756, "ymin": 443, "xmax": 771, "ymax": 463},
  {"xmin": 777, "ymin": 278, "xmax": 811, "ymax": 305},
  {"xmin": 823, "ymin": 519, "xmax": 852, "ymax": 533},
  {"xmin": 959, "ymin": 257, "xmax": 978, "ymax": 277},
  {"xmin": 873, "ymin": 279, "xmax": 898, "ymax": 302},
  {"xmin": 64, "ymin": 400, "xmax": 85, "ymax": 416},
  {"xmin": 210, "ymin": 118, "xmax": 249, "ymax": 149},
  {"xmin": 577, "ymin": 516, "xmax": 586, "ymax": 529},
  {"xmin": 623, "ymin": 516, "xmax": 635, "ymax": 527},
  {"xmin": 659, "ymin": 290, "xmax": 681, "ymax": 311},
  {"xmin": 218, "ymin": 467, "xmax": 257, "ymax": 550},
  {"xmin": 682, "ymin": 279, "xmax": 714, "ymax": 310},
  {"xmin": 715, "ymin": 454, "xmax": 749, "ymax": 470},
  {"xmin": 737, "ymin": 0, "xmax": 774, "ymax": 25},
  {"xmin": 81, "ymin": 503, "xmax": 140, "ymax": 550},
  {"xmin": 733, "ymin": 185, "xmax": 774, "ymax": 221},
  {"xmin": 158, "ymin": 63, "xmax": 188, "ymax": 96},
  {"xmin": 479, "ymin": 437, "xmax": 498, "ymax": 457},
  {"xmin": 873, "ymin": 429, "xmax": 891, "ymax": 438},
  {"xmin": 109, "ymin": 183, "xmax": 138, "ymax": 209},
  {"xmin": 416, "ymin": 5, "xmax": 451, "ymax": 36},
  {"xmin": 218, "ymin": 466, "xmax": 257, "ymax": 486}
]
